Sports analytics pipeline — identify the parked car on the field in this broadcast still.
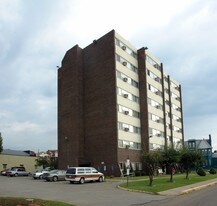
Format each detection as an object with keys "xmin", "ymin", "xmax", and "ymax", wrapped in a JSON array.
[
  {"xmin": 32, "ymin": 169, "xmax": 50, "ymax": 179},
  {"xmin": 0, "ymin": 168, "xmax": 11, "ymax": 176},
  {"xmin": 44, "ymin": 170, "xmax": 66, "ymax": 182},
  {"xmin": 6, "ymin": 167, "xmax": 29, "ymax": 177},
  {"xmin": 65, "ymin": 167, "xmax": 104, "ymax": 184}
]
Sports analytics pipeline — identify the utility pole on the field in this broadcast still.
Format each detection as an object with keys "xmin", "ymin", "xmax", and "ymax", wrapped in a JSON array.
[{"xmin": 0, "ymin": 132, "xmax": 3, "ymax": 154}]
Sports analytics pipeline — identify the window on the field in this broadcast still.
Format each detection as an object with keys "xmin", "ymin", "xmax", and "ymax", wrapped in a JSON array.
[
  {"xmin": 147, "ymin": 69, "xmax": 162, "ymax": 84},
  {"xmin": 118, "ymin": 139, "xmax": 141, "ymax": 150},
  {"xmin": 146, "ymin": 55, "xmax": 161, "ymax": 71},
  {"xmin": 164, "ymin": 76, "xmax": 169, "ymax": 83},
  {"xmin": 92, "ymin": 168, "xmax": 98, "ymax": 173},
  {"xmin": 66, "ymin": 168, "xmax": 76, "ymax": 174},
  {"xmin": 85, "ymin": 169, "xmax": 91, "ymax": 173},
  {"xmin": 116, "ymin": 54, "xmax": 138, "ymax": 73},
  {"xmin": 136, "ymin": 162, "xmax": 142, "ymax": 170},
  {"xmin": 171, "ymin": 92, "xmax": 180, "ymax": 101},
  {"xmin": 147, "ymin": 98, "xmax": 163, "ymax": 110},
  {"xmin": 118, "ymin": 104, "xmax": 140, "ymax": 118},
  {"xmin": 172, "ymin": 103, "xmax": 180, "ymax": 111},
  {"xmin": 148, "ymin": 84, "xmax": 162, "ymax": 97},
  {"xmin": 164, "ymin": 88, "xmax": 169, "ymax": 94},
  {"xmin": 171, "ymin": 81, "xmax": 179, "ymax": 90},
  {"xmin": 116, "ymin": 70, "xmax": 139, "ymax": 88},
  {"xmin": 115, "ymin": 38, "xmax": 137, "ymax": 59},
  {"xmin": 149, "ymin": 128, "xmax": 164, "ymax": 137},
  {"xmin": 77, "ymin": 169, "xmax": 85, "ymax": 174},
  {"xmin": 118, "ymin": 122, "xmax": 141, "ymax": 134},
  {"xmin": 189, "ymin": 142, "xmax": 195, "ymax": 148},
  {"xmin": 148, "ymin": 113, "xmax": 164, "ymax": 124},
  {"xmin": 173, "ymin": 126, "xmax": 182, "ymax": 133},
  {"xmin": 117, "ymin": 87, "xmax": 140, "ymax": 103},
  {"xmin": 173, "ymin": 137, "xmax": 182, "ymax": 147},
  {"xmin": 149, "ymin": 143, "xmax": 163, "ymax": 150}
]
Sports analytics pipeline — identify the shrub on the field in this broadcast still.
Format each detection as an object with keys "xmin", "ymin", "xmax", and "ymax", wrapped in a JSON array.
[
  {"xmin": 134, "ymin": 170, "xmax": 141, "ymax": 176},
  {"xmin": 209, "ymin": 168, "xmax": 217, "ymax": 174},
  {"xmin": 196, "ymin": 167, "xmax": 206, "ymax": 176}
]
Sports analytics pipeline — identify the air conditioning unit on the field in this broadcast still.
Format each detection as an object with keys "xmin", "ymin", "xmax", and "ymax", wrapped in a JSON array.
[
  {"xmin": 155, "ymin": 91, "xmax": 160, "ymax": 95},
  {"xmin": 123, "ymin": 94, "xmax": 128, "ymax": 98},
  {"xmin": 156, "ymin": 119, "xmax": 160, "ymax": 123},
  {"xmin": 153, "ymin": 64, "xmax": 158, "ymax": 68},
  {"xmin": 124, "ymin": 128, "xmax": 129, "ymax": 132},
  {"xmin": 156, "ymin": 105, "xmax": 161, "ymax": 109},
  {"xmin": 122, "ymin": 46, "xmax": 126, "ymax": 50},
  {"xmin": 123, "ymin": 77, "xmax": 128, "ymax": 82},
  {"xmin": 157, "ymin": 133, "xmax": 161, "ymax": 137},
  {"xmin": 124, "ymin": 111, "xmax": 129, "ymax": 115},
  {"xmin": 122, "ymin": 61, "xmax": 127, "ymax": 66},
  {"xmin": 155, "ymin": 77, "xmax": 160, "ymax": 82}
]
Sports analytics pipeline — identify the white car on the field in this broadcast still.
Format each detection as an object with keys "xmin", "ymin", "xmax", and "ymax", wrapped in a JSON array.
[{"xmin": 33, "ymin": 170, "xmax": 50, "ymax": 179}]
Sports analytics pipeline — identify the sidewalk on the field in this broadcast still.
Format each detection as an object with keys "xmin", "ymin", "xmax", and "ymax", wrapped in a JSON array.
[{"xmin": 158, "ymin": 178, "xmax": 217, "ymax": 196}]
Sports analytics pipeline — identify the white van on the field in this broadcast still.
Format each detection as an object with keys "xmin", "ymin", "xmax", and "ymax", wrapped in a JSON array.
[{"xmin": 65, "ymin": 167, "xmax": 104, "ymax": 184}]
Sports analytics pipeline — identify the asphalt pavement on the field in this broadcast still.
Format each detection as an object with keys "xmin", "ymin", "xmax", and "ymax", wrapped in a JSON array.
[{"xmin": 1, "ymin": 175, "xmax": 217, "ymax": 206}]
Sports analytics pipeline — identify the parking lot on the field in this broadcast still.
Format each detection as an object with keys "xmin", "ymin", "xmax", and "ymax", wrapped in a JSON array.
[{"xmin": 0, "ymin": 175, "xmax": 167, "ymax": 206}]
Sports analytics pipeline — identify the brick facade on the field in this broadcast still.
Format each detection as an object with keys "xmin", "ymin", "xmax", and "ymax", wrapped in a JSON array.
[
  {"xmin": 58, "ymin": 31, "xmax": 122, "ymax": 176},
  {"xmin": 58, "ymin": 30, "xmax": 184, "ymax": 176}
]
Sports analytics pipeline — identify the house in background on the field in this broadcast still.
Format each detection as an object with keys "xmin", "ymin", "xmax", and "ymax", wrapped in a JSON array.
[
  {"xmin": 0, "ymin": 149, "xmax": 39, "ymax": 172},
  {"xmin": 38, "ymin": 150, "xmax": 58, "ymax": 161},
  {"xmin": 46, "ymin": 150, "xmax": 58, "ymax": 160},
  {"xmin": 185, "ymin": 134, "xmax": 212, "ymax": 169},
  {"xmin": 0, "ymin": 149, "xmax": 58, "ymax": 172},
  {"xmin": 211, "ymin": 150, "xmax": 217, "ymax": 168}
]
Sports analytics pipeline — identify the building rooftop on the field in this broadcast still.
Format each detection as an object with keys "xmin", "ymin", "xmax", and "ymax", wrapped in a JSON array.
[{"xmin": 1, "ymin": 149, "xmax": 30, "ymax": 156}]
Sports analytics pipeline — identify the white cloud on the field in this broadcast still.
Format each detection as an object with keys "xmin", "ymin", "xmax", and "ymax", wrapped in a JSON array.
[
  {"xmin": 6, "ymin": 121, "xmax": 40, "ymax": 133},
  {"xmin": 0, "ymin": 0, "xmax": 217, "ymax": 152}
]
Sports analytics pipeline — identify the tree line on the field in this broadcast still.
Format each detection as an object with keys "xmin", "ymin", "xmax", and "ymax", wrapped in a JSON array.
[{"xmin": 143, "ymin": 146, "xmax": 204, "ymax": 186}]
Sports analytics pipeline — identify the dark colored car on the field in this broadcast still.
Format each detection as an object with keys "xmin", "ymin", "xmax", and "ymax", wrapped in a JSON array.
[{"xmin": 44, "ymin": 170, "xmax": 66, "ymax": 182}]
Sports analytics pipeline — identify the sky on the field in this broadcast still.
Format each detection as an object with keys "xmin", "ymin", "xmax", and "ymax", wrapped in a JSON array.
[{"xmin": 0, "ymin": 0, "xmax": 217, "ymax": 152}]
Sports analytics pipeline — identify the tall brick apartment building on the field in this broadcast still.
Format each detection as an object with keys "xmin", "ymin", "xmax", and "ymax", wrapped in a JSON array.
[{"xmin": 58, "ymin": 30, "xmax": 184, "ymax": 176}]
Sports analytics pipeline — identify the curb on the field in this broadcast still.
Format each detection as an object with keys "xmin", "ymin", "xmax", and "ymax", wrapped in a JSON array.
[
  {"xmin": 180, "ymin": 181, "xmax": 217, "ymax": 195},
  {"xmin": 117, "ymin": 185, "xmax": 157, "ymax": 195}
]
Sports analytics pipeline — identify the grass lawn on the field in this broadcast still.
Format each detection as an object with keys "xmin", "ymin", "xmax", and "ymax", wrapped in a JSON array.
[
  {"xmin": 0, "ymin": 197, "xmax": 74, "ymax": 206},
  {"xmin": 119, "ymin": 173, "xmax": 217, "ymax": 194}
]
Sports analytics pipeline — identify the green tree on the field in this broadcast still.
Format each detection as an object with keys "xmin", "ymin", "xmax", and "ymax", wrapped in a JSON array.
[
  {"xmin": 49, "ymin": 159, "xmax": 58, "ymax": 169},
  {"xmin": 161, "ymin": 147, "xmax": 180, "ymax": 182},
  {"xmin": 180, "ymin": 147, "xmax": 204, "ymax": 179},
  {"xmin": 143, "ymin": 151, "xmax": 162, "ymax": 186},
  {"xmin": 35, "ymin": 157, "xmax": 58, "ymax": 169},
  {"xmin": 35, "ymin": 157, "xmax": 49, "ymax": 169},
  {"xmin": 0, "ymin": 133, "xmax": 3, "ymax": 154}
]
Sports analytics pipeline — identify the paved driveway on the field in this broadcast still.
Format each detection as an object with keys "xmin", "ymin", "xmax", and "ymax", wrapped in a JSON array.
[{"xmin": 0, "ymin": 176, "xmax": 167, "ymax": 206}]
